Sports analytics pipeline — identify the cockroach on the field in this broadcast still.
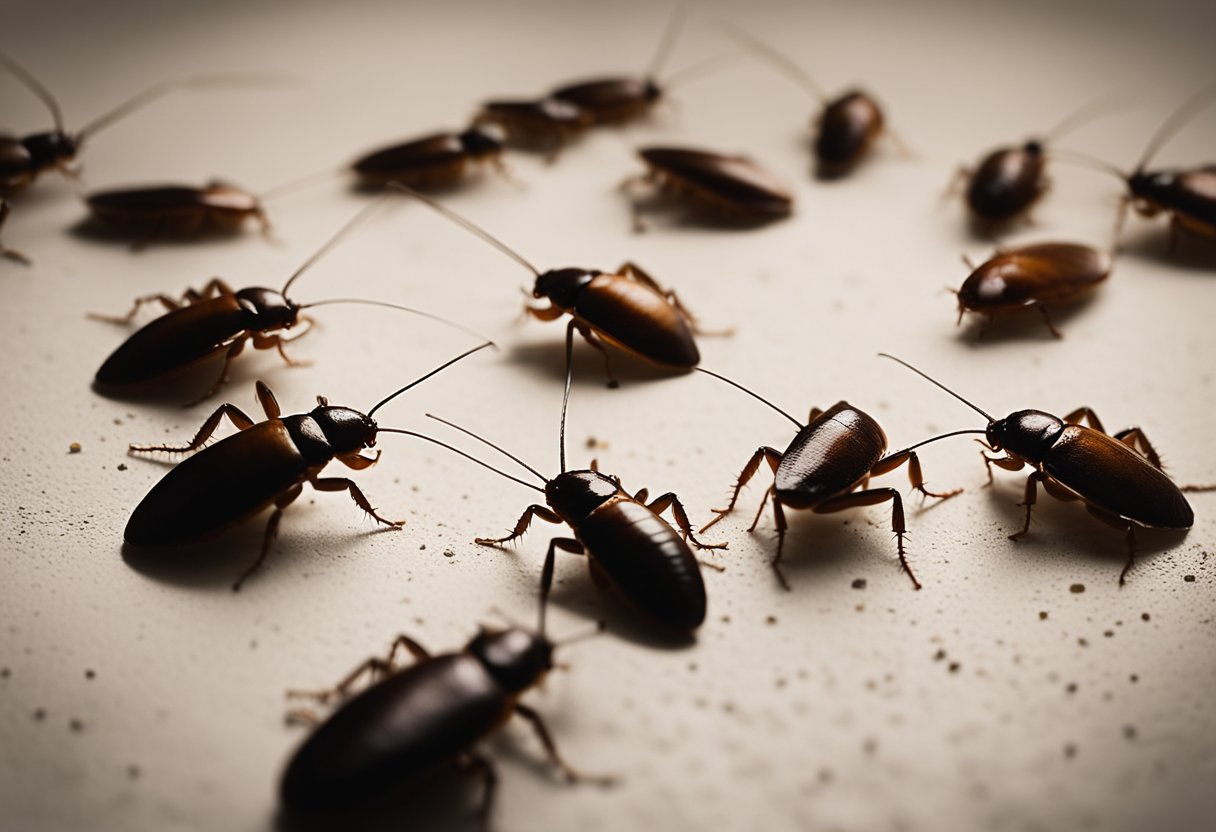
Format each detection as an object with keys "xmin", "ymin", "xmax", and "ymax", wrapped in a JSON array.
[
  {"xmin": 124, "ymin": 342, "xmax": 494, "ymax": 590},
  {"xmin": 351, "ymin": 127, "xmax": 507, "ymax": 191},
  {"xmin": 623, "ymin": 146, "xmax": 794, "ymax": 230},
  {"xmin": 1112, "ymin": 89, "xmax": 1216, "ymax": 249},
  {"xmin": 427, "ymin": 325, "xmax": 726, "ymax": 632},
  {"xmin": 0, "ymin": 198, "xmax": 28, "ymax": 264},
  {"xmin": 473, "ymin": 98, "xmax": 591, "ymax": 162},
  {"xmin": 1, "ymin": 52, "xmax": 271, "ymax": 191},
  {"xmin": 392, "ymin": 183, "xmax": 713, "ymax": 387},
  {"xmin": 879, "ymin": 354, "xmax": 1216, "ymax": 585},
  {"xmin": 92, "ymin": 195, "xmax": 486, "ymax": 403},
  {"xmin": 948, "ymin": 99, "xmax": 1116, "ymax": 231},
  {"xmin": 696, "ymin": 367, "xmax": 962, "ymax": 590},
  {"xmin": 547, "ymin": 4, "xmax": 685, "ymax": 125},
  {"xmin": 279, "ymin": 557, "xmax": 610, "ymax": 819},
  {"xmin": 82, "ymin": 180, "xmax": 270, "ymax": 244},
  {"xmin": 953, "ymin": 242, "xmax": 1113, "ymax": 338}
]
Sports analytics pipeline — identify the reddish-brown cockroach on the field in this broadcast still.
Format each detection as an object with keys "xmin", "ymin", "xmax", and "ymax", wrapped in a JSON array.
[
  {"xmin": 92, "ymin": 196, "xmax": 487, "ymax": 402},
  {"xmin": 953, "ymin": 242, "xmax": 1113, "ymax": 338},
  {"xmin": 82, "ymin": 181, "xmax": 270, "ymax": 244},
  {"xmin": 879, "ymin": 354, "xmax": 1216, "ymax": 585},
  {"xmin": 351, "ymin": 127, "xmax": 507, "ymax": 191},
  {"xmin": 623, "ymin": 146, "xmax": 793, "ymax": 230},
  {"xmin": 696, "ymin": 367, "xmax": 961, "ymax": 590},
  {"xmin": 392, "ymin": 183, "xmax": 713, "ymax": 386},
  {"xmin": 124, "ymin": 343, "xmax": 495, "ymax": 590},
  {"xmin": 473, "ymin": 98, "xmax": 591, "ymax": 162}
]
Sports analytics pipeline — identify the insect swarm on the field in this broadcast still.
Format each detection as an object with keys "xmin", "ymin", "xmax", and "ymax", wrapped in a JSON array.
[
  {"xmin": 91, "ymin": 195, "xmax": 484, "ymax": 403},
  {"xmin": 392, "ymin": 183, "xmax": 713, "ymax": 387},
  {"xmin": 721, "ymin": 23, "xmax": 896, "ymax": 179},
  {"xmin": 279, "ymin": 556, "xmax": 611, "ymax": 821},
  {"xmin": 880, "ymin": 354, "xmax": 1215, "ymax": 585},
  {"xmin": 427, "ymin": 325, "xmax": 726, "ymax": 633},
  {"xmin": 695, "ymin": 367, "xmax": 963, "ymax": 590},
  {"xmin": 123, "ymin": 342, "xmax": 494, "ymax": 590},
  {"xmin": 623, "ymin": 146, "xmax": 794, "ymax": 230},
  {"xmin": 952, "ymin": 242, "xmax": 1113, "ymax": 338}
]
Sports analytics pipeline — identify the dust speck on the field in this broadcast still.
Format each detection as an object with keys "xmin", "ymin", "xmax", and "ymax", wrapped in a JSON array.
[
  {"xmin": 1069, "ymin": 583, "xmax": 1085, "ymax": 594},
  {"xmin": 851, "ymin": 578, "xmax": 867, "ymax": 590}
]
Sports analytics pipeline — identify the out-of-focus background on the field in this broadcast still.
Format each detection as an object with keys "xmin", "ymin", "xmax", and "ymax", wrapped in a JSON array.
[{"xmin": 2, "ymin": 1, "xmax": 1214, "ymax": 830}]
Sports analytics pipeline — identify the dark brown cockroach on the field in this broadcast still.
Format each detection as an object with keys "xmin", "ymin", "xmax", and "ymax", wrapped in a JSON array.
[
  {"xmin": 124, "ymin": 343, "xmax": 494, "ymax": 590},
  {"xmin": 1, "ymin": 52, "xmax": 272, "ymax": 191},
  {"xmin": 473, "ymin": 98, "xmax": 591, "ymax": 162},
  {"xmin": 426, "ymin": 326, "xmax": 725, "ymax": 632},
  {"xmin": 393, "ymin": 183, "xmax": 714, "ymax": 387},
  {"xmin": 280, "ymin": 557, "xmax": 610, "ymax": 819},
  {"xmin": 948, "ymin": 100, "xmax": 1117, "ymax": 231},
  {"xmin": 696, "ymin": 368, "xmax": 962, "ymax": 590},
  {"xmin": 721, "ymin": 23, "xmax": 895, "ymax": 179},
  {"xmin": 92, "ymin": 196, "xmax": 486, "ymax": 403},
  {"xmin": 82, "ymin": 180, "xmax": 270, "ymax": 244},
  {"xmin": 623, "ymin": 146, "xmax": 794, "ymax": 230},
  {"xmin": 547, "ymin": 4, "xmax": 686, "ymax": 125},
  {"xmin": 879, "ymin": 354, "xmax": 1216, "ymax": 585},
  {"xmin": 1113, "ymin": 89, "xmax": 1216, "ymax": 250},
  {"xmin": 0, "ymin": 198, "xmax": 29, "ymax": 264},
  {"xmin": 953, "ymin": 242, "xmax": 1113, "ymax": 338},
  {"xmin": 351, "ymin": 127, "xmax": 507, "ymax": 191}
]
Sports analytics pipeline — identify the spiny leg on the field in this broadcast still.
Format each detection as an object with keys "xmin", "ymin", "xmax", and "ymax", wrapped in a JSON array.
[
  {"xmin": 1083, "ymin": 503, "xmax": 1139, "ymax": 586},
  {"xmin": 337, "ymin": 451, "xmax": 380, "ymax": 471},
  {"xmin": 475, "ymin": 504, "xmax": 563, "ymax": 546},
  {"xmin": 764, "ymin": 491, "xmax": 790, "ymax": 591},
  {"xmin": 459, "ymin": 752, "xmax": 499, "ymax": 830},
  {"xmin": 89, "ymin": 277, "xmax": 234, "ymax": 324},
  {"xmin": 1036, "ymin": 304, "xmax": 1063, "ymax": 338},
  {"xmin": 617, "ymin": 261, "xmax": 731, "ymax": 336},
  {"xmin": 1112, "ymin": 427, "xmax": 1163, "ymax": 470},
  {"xmin": 514, "ymin": 703, "xmax": 615, "ymax": 786},
  {"xmin": 128, "ymin": 401, "xmax": 256, "ymax": 454},
  {"xmin": 871, "ymin": 449, "xmax": 963, "ymax": 503},
  {"xmin": 813, "ymin": 487, "xmax": 921, "ymax": 590},
  {"xmin": 1010, "ymin": 471, "xmax": 1048, "ymax": 541},
  {"xmin": 572, "ymin": 319, "xmax": 619, "ymax": 389},
  {"xmin": 646, "ymin": 492, "xmax": 728, "ymax": 550},
  {"xmin": 1061, "ymin": 407, "xmax": 1106, "ymax": 433},
  {"xmin": 233, "ymin": 483, "xmax": 303, "ymax": 591},
  {"xmin": 188, "ymin": 334, "xmax": 249, "ymax": 406},
  {"xmin": 981, "ymin": 450, "xmax": 1025, "ymax": 486},
  {"xmin": 310, "ymin": 477, "xmax": 404, "ymax": 528},
  {"xmin": 251, "ymin": 330, "xmax": 312, "ymax": 368},
  {"xmin": 287, "ymin": 634, "xmax": 432, "ymax": 704},
  {"xmin": 699, "ymin": 446, "xmax": 783, "ymax": 533}
]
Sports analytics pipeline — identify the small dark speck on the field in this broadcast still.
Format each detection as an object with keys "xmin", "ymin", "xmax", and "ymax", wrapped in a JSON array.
[
  {"xmin": 818, "ymin": 768, "xmax": 834, "ymax": 784},
  {"xmin": 851, "ymin": 578, "xmax": 867, "ymax": 590},
  {"xmin": 1141, "ymin": 613, "xmax": 1151, "ymax": 621},
  {"xmin": 419, "ymin": 544, "xmax": 426, "ymax": 550},
  {"xmin": 1103, "ymin": 630, "xmax": 1114, "ymax": 638},
  {"xmin": 0, "ymin": 667, "xmax": 9, "ymax": 678},
  {"xmin": 765, "ymin": 615, "xmax": 777, "ymax": 625},
  {"xmin": 443, "ymin": 549, "xmax": 456, "ymax": 558},
  {"xmin": 948, "ymin": 662, "xmax": 961, "ymax": 673},
  {"xmin": 1039, "ymin": 611, "xmax": 1049, "ymax": 620},
  {"xmin": 933, "ymin": 649, "xmax": 946, "ymax": 662},
  {"xmin": 855, "ymin": 604, "xmax": 865, "ymax": 612},
  {"xmin": 33, "ymin": 708, "xmax": 46, "ymax": 722},
  {"xmin": 862, "ymin": 738, "xmax": 878, "ymax": 756},
  {"xmin": 117, "ymin": 463, "xmax": 127, "ymax": 472},
  {"xmin": 127, "ymin": 764, "xmax": 141, "ymax": 780},
  {"xmin": 1130, "ymin": 674, "xmax": 1139, "ymax": 683},
  {"xmin": 721, "ymin": 615, "xmax": 731, "ymax": 624},
  {"xmin": 69, "ymin": 718, "xmax": 84, "ymax": 733},
  {"xmin": 68, "ymin": 442, "xmax": 82, "ymax": 454},
  {"xmin": 1078, "ymin": 638, "xmax": 1089, "ymax": 647},
  {"xmin": 1184, "ymin": 575, "xmax": 1196, "ymax": 583},
  {"xmin": 1070, "ymin": 583, "xmax": 1085, "ymax": 594},
  {"xmin": 1066, "ymin": 683, "xmax": 1078, "ymax": 694},
  {"xmin": 687, "ymin": 662, "xmax": 697, "ymax": 673},
  {"xmin": 1123, "ymin": 725, "xmax": 1137, "ymax": 740},
  {"xmin": 85, "ymin": 669, "xmax": 95, "ymax": 680},
  {"xmin": 1064, "ymin": 743, "xmax": 1077, "ymax": 759}
]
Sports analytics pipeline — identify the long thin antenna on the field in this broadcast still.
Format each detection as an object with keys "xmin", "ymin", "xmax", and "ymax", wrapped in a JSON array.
[
  {"xmin": 877, "ymin": 353, "xmax": 994, "ymax": 422},
  {"xmin": 387, "ymin": 182, "xmax": 541, "ymax": 276},
  {"xmin": 695, "ymin": 367, "xmax": 802, "ymax": 429},
  {"xmin": 300, "ymin": 298, "xmax": 493, "ymax": 344},
  {"xmin": 1046, "ymin": 148, "xmax": 1128, "ymax": 181},
  {"xmin": 717, "ymin": 21, "xmax": 826, "ymax": 102},
  {"xmin": 258, "ymin": 166, "xmax": 344, "ymax": 202},
  {"xmin": 376, "ymin": 428, "xmax": 543, "ymax": 494},
  {"xmin": 367, "ymin": 341, "xmax": 495, "ymax": 419},
  {"xmin": 281, "ymin": 196, "xmax": 392, "ymax": 298},
  {"xmin": 1041, "ymin": 97, "xmax": 1124, "ymax": 144},
  {"xmin": 78, "ymin": 73, "xmax": 292, "ymax": 139},
  {"xmin": 425, "ymin": 413, "xmax": 548, "ymax": 483},
  {"xmin": 881, "ymin": 429, "xmax": 988, "ymax": 460},
  {"xmin": 1135, "ymin": 86, "xmax": 1216, "ymax": 173},
  {"xmin": 647, "ymin": 3, "xmax": 687, "ymax": 79},
  {"xmin": 0, "ymin": 52, "xmax": 64, "ymax": 130},
  {"xmin": 662, "ymin": 52, "xmax": 743, "ymax": 91},
  {"xmin": 560, "ymin": 321, "xmax": 575, "ymax": 473}
]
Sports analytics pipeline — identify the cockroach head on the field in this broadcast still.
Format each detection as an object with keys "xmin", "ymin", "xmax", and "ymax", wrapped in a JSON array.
[{"xmin": 468, "ymin": 627, "xmax": 554, "ymax": 693}]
